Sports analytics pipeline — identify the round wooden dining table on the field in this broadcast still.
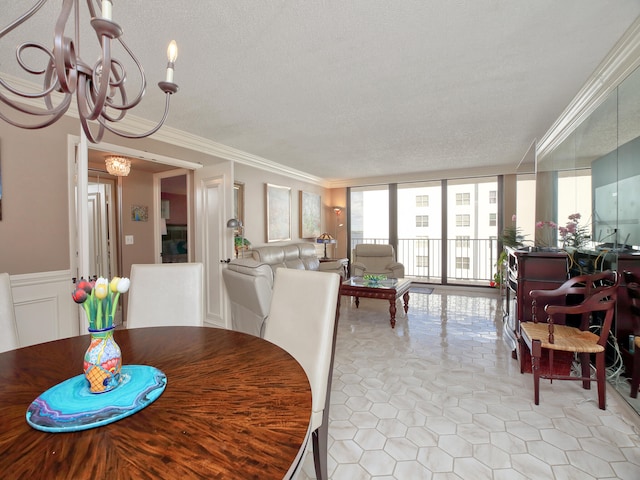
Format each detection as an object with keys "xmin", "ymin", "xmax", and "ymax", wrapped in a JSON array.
[{"xmin": 0, "ymin": 326, "xmax": 312, "ymax": 479}]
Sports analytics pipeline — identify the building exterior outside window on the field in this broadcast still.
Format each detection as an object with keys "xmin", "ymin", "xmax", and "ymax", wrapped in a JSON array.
[
  {"xmin": 416, "ymin": 215, "xmax": 429, "ymax": 227},
  {"xmin": 416, "ymin": 195, "xmax": 429, "ymax": 207},
  {"xmin": 456, "ymin": 192, "xmax": 470, "ymax": 205},
  {"xmin": 456, "ymin": 257, "xmax": 470, "ymax": 269},
  {"xmin": 456, "ymin": 214, "xmax": 470, "ymax": 227},
  {"xmin": 456, "ymin": 236, "xmax": 470, "ymax": 248}
]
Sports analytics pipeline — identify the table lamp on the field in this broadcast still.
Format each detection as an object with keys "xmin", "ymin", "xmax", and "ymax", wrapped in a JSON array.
[{"xmin": 316, "ymin": 233, "xmax": 336, "ymax": 260}]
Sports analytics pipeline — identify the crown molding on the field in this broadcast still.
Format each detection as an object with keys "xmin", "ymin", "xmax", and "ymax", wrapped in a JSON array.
[
  {"xmin": 1, "ymin": 74, "xmax": 326, "ymax": 187},
  {"xmin": 325, "ymin": 164, "xmax": 518, "ymax": 189},
  {"xmin": 536, "ymin": 16, "xmax": 640, "ymax": 161}
]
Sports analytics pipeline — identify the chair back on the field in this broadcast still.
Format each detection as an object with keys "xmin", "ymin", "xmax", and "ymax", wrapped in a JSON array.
[
  {"xmin": 126, "ymin": 263, "xmax": 204, "ymax": 328},
  {"xmin": 530, "ymin": 270, "xmax": 618, "ymax": 325},
  {"xmin": 353, "ymin": 244, "xmax": 395, "ymax": 264},
  {"xmin": 0, "ymin": 273, "xmax": 19, "ymax": 352},
  {"xmin": 352, "ymin": 243, "xmax": 405, "ymax": 278},
  {"xmin": 544, "ymin": 270, "xmax": 619, "ymax": 346},
  {"xmin": 263, "ymin": 269, "xmax": 341, "ymax": 431},
  {"xmin": 223, "ymin": 259, "xmax": 274, "ymax": 337}
]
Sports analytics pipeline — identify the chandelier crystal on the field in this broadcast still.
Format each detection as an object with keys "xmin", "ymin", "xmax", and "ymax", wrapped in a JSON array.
[
  {"xmin": 105, "ymin": 155, "xmax": 131, "ymax": 176},
  {"xmin": 0, "ymin": 0, "xmax": 179, "ymax": 143}
]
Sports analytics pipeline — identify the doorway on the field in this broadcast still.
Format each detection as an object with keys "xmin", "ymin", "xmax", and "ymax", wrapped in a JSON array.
[{"xmin": 158, "ymin": 172, "xmax": 189, "ymax": 263}]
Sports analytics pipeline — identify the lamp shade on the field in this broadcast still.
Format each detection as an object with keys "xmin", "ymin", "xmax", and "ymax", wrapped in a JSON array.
[{"xmin": 316, "ymin": 233, "xmax": 336, "ymax": 244}]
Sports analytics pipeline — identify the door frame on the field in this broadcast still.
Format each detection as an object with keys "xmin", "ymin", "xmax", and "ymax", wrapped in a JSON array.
[
  {"xmin": 154, "ymin": 169, "xmax": 192, "ymax": 264},
  {"xmin": 70, "ymin": 134, "xmax": 205, "ymax": 331}
]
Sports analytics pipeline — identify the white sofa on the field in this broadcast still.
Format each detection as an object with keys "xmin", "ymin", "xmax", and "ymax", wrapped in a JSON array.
[
  {"xmin": 223, "ymin": 243, "xmax": 346, "ymax": 336},
  {"xmin": 250, "ymin": 243, "xmax": 346, "ymax": 277}
]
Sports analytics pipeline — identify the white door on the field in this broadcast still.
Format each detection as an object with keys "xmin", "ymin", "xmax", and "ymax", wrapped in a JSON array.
[
  {"xmin": 87, "ymin": 180, "xmax": 117, "ymax": 279},
  {"xmin": 194, "ymin": 161, "xmax": 233, "ymax": 328}
]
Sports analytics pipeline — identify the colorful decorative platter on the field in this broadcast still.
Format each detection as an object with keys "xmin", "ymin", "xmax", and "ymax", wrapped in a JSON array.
[{"xmin": 26, "ymin": 365, "xmax": 166, "ymax": 433}]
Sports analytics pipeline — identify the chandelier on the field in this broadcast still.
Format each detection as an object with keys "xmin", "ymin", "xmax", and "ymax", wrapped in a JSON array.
[
  {"xmin": 105, "ymin": 155, "xmax": 131, "ymax": 176},
  {"xmin": 0, "ymin": 0, "xmax": 179, "ymax": 143}
]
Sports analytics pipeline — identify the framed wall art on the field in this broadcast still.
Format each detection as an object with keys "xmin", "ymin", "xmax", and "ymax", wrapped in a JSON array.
[
  {"xmin": 131, "ymin": 205, "xmax": 148, "ymax": 222},
  {"xmin": 266, "ymin": 183, "xmax": 291, "ymax": 242},
  {"xmin": 300, "ymin": 191, "xmax": 321, "ymax": 238}
]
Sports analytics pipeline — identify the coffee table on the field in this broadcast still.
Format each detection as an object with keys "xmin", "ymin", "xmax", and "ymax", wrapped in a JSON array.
[{"xmin": 340, "ymin": 277, "xmax": 411, "ymax": 328}]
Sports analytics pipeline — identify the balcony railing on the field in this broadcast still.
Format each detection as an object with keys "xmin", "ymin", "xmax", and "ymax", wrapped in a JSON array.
[{"xmin": 350, "ymin": 238, "xmax": 499, "ymax": 285}]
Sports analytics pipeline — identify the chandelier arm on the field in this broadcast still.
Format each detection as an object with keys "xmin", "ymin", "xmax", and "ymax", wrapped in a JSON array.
[
  {"xmin": 99, "ymin": 59, "xmax": 130, "ymax": 121},
  {"xmin": 0, "ymin": 0, "xmax": 49, "ymax": 37},
  {"xmin": 76, "ymin": 73, "xmax": 102, "ymax": 125},
  {"xmin": 53, "ymin": 0, "xmax": 77, "ymax": 94},
  {"xmin": 15, "ymin": 42, "xmax": 56, "ymax": 77},
  {"xmin": 0, "ymin": 63, "xmax": 70, "ymax": 116},
  {"xmin": 98, "ymin": 93, "xmax": 172, "ymax": 139},
  {"xmin": 0, "ymin": 57, "xmax": 59, "ymax": 99},
  {"xmin": 82, "ymin": 34, "xmax": 114, "ymax": 121},
  {"xmin": 104, "ymin": 36, "xmax": 148, "ymax": 111},
  {"xmin": 0, "ymin": 93, "xmax": 71, "ymax": 129},
  {"xmin": 79, "ymin": 107, "xmax": 106, "ymax": 144}
]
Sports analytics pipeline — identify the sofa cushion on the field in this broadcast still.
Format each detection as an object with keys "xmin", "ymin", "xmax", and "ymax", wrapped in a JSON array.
[
  {"xmin": 249, "ymin": 243, "xmax": 344, "ymax": 279},
  {"xmin": 283, "ymin": 245, "xmax": 305, "ymax": 270},
  {"xmin": 298, "ymin": 243, "xmax": 320, "ymax": 270},
  {"xmin": 251, "ymin": 246, "xmax": 287, "ymax": 273}
]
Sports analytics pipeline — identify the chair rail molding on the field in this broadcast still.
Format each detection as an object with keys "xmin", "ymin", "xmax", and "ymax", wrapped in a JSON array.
[{"xmin": 10, "ymin": 270, "xmax": 77, "ymax": 347}]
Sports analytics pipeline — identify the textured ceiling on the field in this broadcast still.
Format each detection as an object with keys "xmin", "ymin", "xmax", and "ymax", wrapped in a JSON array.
[{"xmin": 2, "ymin": 1, "xmax": 640, "ymax": 184}]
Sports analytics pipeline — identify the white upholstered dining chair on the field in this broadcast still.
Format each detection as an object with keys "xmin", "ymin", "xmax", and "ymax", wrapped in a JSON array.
[
  {"xmin": 0, "ymin": 272, "xmax": 20, "ymax": 352},
  {"xmin": 262, "ymin": 268, "xmax": 341, "ymax": 480},
  {"xmin": 126, "ymin": 263, "xmax": 204, "ymax": 328}
]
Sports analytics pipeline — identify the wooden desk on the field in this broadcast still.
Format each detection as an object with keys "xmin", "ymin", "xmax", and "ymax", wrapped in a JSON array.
[
  {"xmin": 0, "ymin": 327, "xmax": 311, "ymax": 479},
  {"xmin": 340, "ymin": 277, "xmax": 411, "ymax": 328}
]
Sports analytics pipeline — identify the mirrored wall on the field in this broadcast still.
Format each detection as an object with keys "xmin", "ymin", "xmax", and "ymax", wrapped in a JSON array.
[{"xmin": 536, "ymin": 64, "xmax": 640, "ymax": 412}]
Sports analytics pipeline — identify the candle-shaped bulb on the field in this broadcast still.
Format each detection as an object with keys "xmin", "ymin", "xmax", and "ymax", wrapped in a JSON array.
[
  {"xmin": 165, "ymin": 41, "xmax": 178, "ymax": 83},
  {"xmin": 167, "ymin": 41, "xmax": 178, "ymax": 63},
  {"xmin": 102, "ymin": 0, "xmax": 112, "ymax": 20}
]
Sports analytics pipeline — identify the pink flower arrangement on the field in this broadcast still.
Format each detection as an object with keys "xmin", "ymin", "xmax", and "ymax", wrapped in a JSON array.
[
  {"xmin": 535, "ymin": 220, "xmax": 558, "ymax": 248},
  {"xmin": 72, "ymin": 277, "xmax": 130, "ymax": 330},
  {"xmin": 558, "ymin": 213, "xmax": 590, "ymax": 249}
]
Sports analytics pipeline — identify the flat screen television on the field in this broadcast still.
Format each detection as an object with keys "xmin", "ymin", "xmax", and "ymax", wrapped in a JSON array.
[{"xmin": 591, "ymin": 136, "xmax": 640, "ymax": 250}]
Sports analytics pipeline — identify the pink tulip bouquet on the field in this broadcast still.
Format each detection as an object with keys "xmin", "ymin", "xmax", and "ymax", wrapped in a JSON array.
[{"xmin": 72, "ymin": 277, "xmax": 130, "ymax": 330}]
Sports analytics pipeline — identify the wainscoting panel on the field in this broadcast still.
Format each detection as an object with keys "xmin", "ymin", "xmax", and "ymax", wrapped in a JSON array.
[{"xmin": 10, "ymin": 270, "xmax": 79, "ymax": 347}]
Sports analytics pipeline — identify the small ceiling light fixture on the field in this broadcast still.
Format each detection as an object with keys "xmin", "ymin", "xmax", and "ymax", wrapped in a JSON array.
[
  {"xmin": 0, "ymin": 0, "xmax": 179, "ymax": 143},
  {"xmin": 105, "ymin": 155, "xmax": 131, "ymax": 177}
]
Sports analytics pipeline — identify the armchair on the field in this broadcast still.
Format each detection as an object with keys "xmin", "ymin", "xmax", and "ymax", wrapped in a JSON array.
[{"xmin": 351, "ymin": 244, "xmax": 404, "ymax": 278}]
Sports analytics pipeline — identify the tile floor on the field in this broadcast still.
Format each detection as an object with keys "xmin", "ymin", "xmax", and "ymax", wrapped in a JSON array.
[{"xmin": 296, "ymin": 286, "xmax": 640, "ymax": 479}]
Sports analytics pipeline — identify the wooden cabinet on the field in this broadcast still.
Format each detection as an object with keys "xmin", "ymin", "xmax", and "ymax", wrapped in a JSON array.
[
  {"xmin": 505, "ymin": 247, "xmax": 640, "ymax": 377},
  {"xmin": 505, "ymin": 247, "xmax": 569, "ymax": 344},
  {"xmin": 505, "ymin": 247, "xmax": 570, "ymax": 372},
  {"xmin": 616, "ymin": 254, "xmax": 640, "ymax": 377}
]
